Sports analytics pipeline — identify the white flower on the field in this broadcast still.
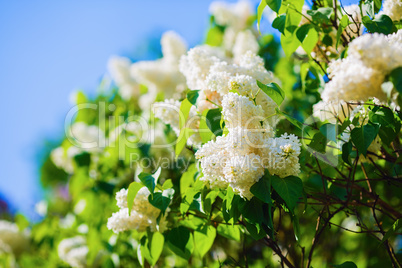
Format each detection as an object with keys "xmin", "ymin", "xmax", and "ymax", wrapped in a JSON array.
[
  {"xmin": 131, "ymin": 31, "xmax": 187, "ymax": 100},
  {"xmin": 348, "ymin": 32, "xmax": 402, "ymax": 72},
  {"xmin": 179, "ymin": 46, "xmax": 225, "ymax": 90},
  {"xmin": 381, "ymin": 0, "xmax": 402, "ymax": 21},
  {"xmin": 68, "ymin": 122, "xmax": 106, "ymax": 151},
  {"xmin": 223, "ymin": 153, "xmax": 265, "ymax": 199},
  {"xmin": 0, "ymin": 240, "xmax": 17, "ymax": 268},
  {"xmin": 206, "ymin": 52, "xmax": 274, "ymax": 94},
  {"xmin": 196, "ymin": 92, "xmax": 299, "ymax": 199},
  {"xmin": 0, "ymin": 220, "xmax": 30, "ymax": 256},
  {"xmin": 34, "ymin": 200, "xmax": 48, "ymax": 217},
  {"xmin": 196, "ymin": 129, "xmax": 300, "ymax": 199},
  {"xmin": 387, "ymin": 28, "xmax": 402, "ymax": 44},
  {"xmin": 259, "ymin": 133, "xmax": 301, "ymax": 178},
  {"xmin": 107, "ymin": 56, "xmax": 139, "ymax": 100},
  {"xmin": 153, "ymin": 99, "xmax": 182, "ymax": 137},
  {"xmin": 232, "ymin": 30, "xmax": 259, "ymax": 62},
  {"xmin": 209, "ymin": 0, "xmax": 252, "ymax": 31},
  {"xmin": 221, "ymin": 92, "xmax": 265, "ymax": 129},
  {"xmin": 153, "ymin": 99, "xmax": 202, "ymax": 147},
  {"xmin": 58, "ymin": 236, "xmax": 88, "ymax": 268},
  {"xmin": 107, "ymin": 187, "xmax": 168, "ymax": 233},
  {"xmin": 316, "ymin": 30, "xmax": 402, "ymax": 119},
  {"xmin": 161, "ymin": 31, "xmax": 188, "ymax": 64},
  {"xmin": 74, "ymin": 199, "xmax": 87, "ymax": 215}
]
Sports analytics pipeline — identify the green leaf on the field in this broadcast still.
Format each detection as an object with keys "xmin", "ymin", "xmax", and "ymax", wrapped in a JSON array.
[
  {"xmin": 290, "ymin": 213, "xmax": 301, "ymax": 242},
  {"xmin": 244, "ymin": 220, "xmax": 267, "ymax": 240},
  {"xmin": 149, "ymin": 232, "xmax": 164, "ymax": 265},
  {"xmin": 205, "ymin": 26, "xmax": 223, "ymax": 47},
  {"xmin": 265, "ymin": 0, "xmax": 281, "ymax": 13},
  {"xmin": 73, "ymin": 152, "xmax": 91, "ymax": 167},
  {"xmin": 369, "ymin": 106, "xmax": 400, "ymax": 145},
  {"xmin": 137, "ymin": 243, "xmax": 145, "ymax": 267},
  {"xmin": 362, "ymin": 0, "xmax": 375, "ymax": 17},
  {"xmin": 322, "ymin": 34, "xmax": 333, "ymax": 46},
  {"xmin": 281, "ymin": 32, "xmax": 301, "ymax": 58},
  {"xmin": 381, "ymin": 219, "xmax": 402, "ymax": 243},
  {"xmin": 166, "ymin": 227, "xmax": 194, "ymax": 260},
  {"xmin": 127, "ymin": 182, "xmax": 144, "ymax": 215},
  {"xmin": 194, "ymin": 225, "xmax": 216, "ymax": 258},
  {"xmin": 223, "ymin": 188, "xmax": 241, "ymax": 224},
  {"xmin": 307, "ymin": 7, "xmax": 333, "ymax": 24},
  {"xmin": 15, "ymin": 214, "xmax": 29, "ymax": 231},
  {"xmin": 181, "ymin": 188, "xmax": 196, "ymax": 214},
  {"xmin": 296, "ymin": 24, "xmax": 311, "ymax": 43},
  {"xmin": 179, "ymin": 98, "xmax": 192, "ymax": 129},
  {"xmin": 350, "ymin": 123, "xmax": 379, "ymax": 156},
  {"xmin": 342, "ymin": 141, "xmax": 353, "ymax": 165},
  {"xmin": 275, "ymin": 108, "xmax": 303, "ymax": 129},
  {"xmin": 162, "ymin": 179, "xmax": 173, "ymax": 190},
  {"xmin": 199, "ymin": 109, "xmax": 215, "ymax": 143},
  {"xmin": 180, "ymin": 164, "xmax": 197, "ymax": 196},
  {"xmin": 148, "ymin": 188, "xmax": 174, "ymax": 214},
  {"xmin": 301, "ymin": 27, "xmax": 318, "ymax": 55},
  {"xmin": 186, "ymin": 90, "xmax": 199, "ymax": 106},
  {"xmin": 272, "ymin": 15, "xmax": 286, "ymax": 35},
  {"xmin": 363, "ymin": 14, "xmax": 396, "ymax": 35},
  {"xmin": 271, "ymin": 175, "xmax": 303, "ymax": 214},
  {"xmin": 257, "ymin": 0, "xmax": 267, "ymax": 33},
  {"xmin": 250, "ymin": 172, "xmax": 272, "ymax": 204},
  {"xmin": 217, "ymin": 224, "xmax": 241, "ymax": 241},
  {"xmin": 369, "ymin": 107, "xmax": 395, "ymax": 127},
  {"xmin": 239, "ymin": 198, "xmax": 265, "ymax": 224},
  {"xmin": 281, "ymin": 3, "xmax": 303, "ymax": 57},
  {"xmin": 203, "ymin": 190, "xmax": 219, "ymax": 214},
  {"xmin": 257, "ymin": 81, "xmax": 285, "ymax": 106},
  {"xmin": 309, "ymin": 132, "xmax": 327, "ymax": 153},
  {"xmin": 374, "ymin": 0, "xmax": 382, "ymax": 13},
  {"xmin": 389, "ymin": 67, "xmax": 402, "ymax": 93},
  {"xmin": 206, "ymin": 108, "xmax": 224, "ymax": 136},
  {"xmin": 225, "ymin": 187, "xmax": 235, "ymax": 212},
  {"xmin": 138, "ymin": 167, "xmax": 161, "ymax": 194},
  {"xmin": 332, "ymin": 261, "xmax": 358, "ymax": 268},
  {"xmin": 320, "ymin": 123, "xmax": 337, "ymax": 142},
  {"xmin": 141, "ymin": 232, "xmax": 164, "ymax": 266},
  {"xmin": 189, "ymin": 192, "xmax": 204, "ymax": 213},
  {"xmin": 175, "ymin": 127, "xmax": 195, "ymax": 157}
]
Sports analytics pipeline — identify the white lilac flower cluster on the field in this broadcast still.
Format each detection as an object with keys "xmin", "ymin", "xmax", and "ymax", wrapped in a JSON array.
[
  {"xmin": 381, "ymin": 0, "xmax": 402, "ymax": 21},
  {"xmin": 209, "ymin": 1, "xmax": 256, "ymax": 56},
  {"xmin": 313, "ymin": 30, "xmax": 402, "ymax": 123},
  {"xmin": 58, "ymin": 236, "xmax": 88, "ymax": 268},
  {"xmin": 153, "ymin": 98, "xmax": 202, "ymax": 147},
  {"xmin": 107, "ymin": 56, "xmax": 139, "ymax": 101},
  {"xmin": 0, "ymin": 220, "xmax": 30, "ymax": 256},
  {"xmin": 51, "ymin": 122, "xmax": 104, "ymax": 173},
  {"xmin": 108, "ymin": 31, "xmax": 188, "ymax": 110},
  {"xmin": 107, "ymin": 187, "xmax": 167, "ymax": 233},
  {"xmin": 195, "ymin": 91, "xmax": 301, "ymax": 199},
  {"xmin": 154, "ymin": 47, "xmax": 271, "ymax": 149}
]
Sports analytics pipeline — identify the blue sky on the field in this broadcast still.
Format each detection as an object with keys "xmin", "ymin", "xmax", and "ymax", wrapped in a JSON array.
[{"xmin": 0, "ymin": 0, "xmax": 357, "ymax": 220}]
